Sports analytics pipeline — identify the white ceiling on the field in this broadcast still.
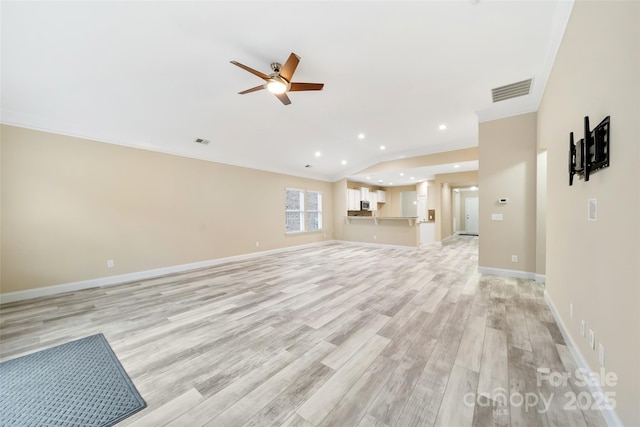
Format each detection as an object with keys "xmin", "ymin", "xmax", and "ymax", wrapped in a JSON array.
[{"xmin": 1, "ymin": 1, "xmax": 573, "ymax": 184}]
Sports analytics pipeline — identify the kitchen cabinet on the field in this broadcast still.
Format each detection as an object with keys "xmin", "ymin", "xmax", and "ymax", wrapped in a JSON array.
[
  {"xmin": 419, "ymin": 221, "xmax": 436, "ymax": 243},
  {"xmin": 370, "ymin": 191, "xmax": 378, "ymax": 211},
  {"xmin": 377, "ymin": 190, "xmax": 386, "ymax": 203},
  {"xmin": 360, "ymin": 187, "xmax": 370, "ymax": 202},
  {"xmin": 347, "ymin": 188, "xmax": 361, "ymax": 211}
]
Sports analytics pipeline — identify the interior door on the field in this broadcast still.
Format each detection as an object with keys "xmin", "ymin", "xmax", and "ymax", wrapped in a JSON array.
[{"xmin": 465, "ymin": 197, "xmax": 479, "ymax": 235}]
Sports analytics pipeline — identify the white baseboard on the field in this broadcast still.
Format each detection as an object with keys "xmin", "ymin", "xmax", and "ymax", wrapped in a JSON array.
[
  {"xmin": 477, "ymin": 266, "xmax": 536, "ymax": 280},
  {"xmin": 544, "ymin": 291, "xmax": 623, "ymax": 427},
  {"xmin": 0, "ymin": 241, "xmax": 336, "ymax": 304},
  {"xmin": 535, "ymin": 273, "xmax": 546, "ymax": 283}
]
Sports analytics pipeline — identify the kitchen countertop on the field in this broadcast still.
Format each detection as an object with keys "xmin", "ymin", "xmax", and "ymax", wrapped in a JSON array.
[{"xmin": 345, "ymin": 216, "xmax": 418, "ymax": 226}]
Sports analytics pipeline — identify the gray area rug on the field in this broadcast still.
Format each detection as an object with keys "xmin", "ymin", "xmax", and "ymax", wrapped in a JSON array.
[{"xmin": 0, "ymin": 333, "xmax": 146, "ymax": 426}]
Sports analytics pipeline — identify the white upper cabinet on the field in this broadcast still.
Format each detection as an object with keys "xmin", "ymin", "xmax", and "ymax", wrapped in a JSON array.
[
  {"xmin": 360, "ymin": 187, "xmax": 370, "ymax": 202},
  {"xmin": 370, "ymin": 191, "xmax": 378, "ymax": 211},
  {"xmin": 347, "ymin": 188, "xmax": 361, "ymax": 211},
  {"xmin": 377, "ymin": 190, "xmax": 387, "ymax": 203}
]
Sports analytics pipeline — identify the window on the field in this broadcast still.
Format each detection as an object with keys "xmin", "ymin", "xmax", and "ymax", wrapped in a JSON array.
[
  {"xmin": 285, "ymin": 188, "xmax": 323, "ymax": 233},
  {"xmin": 305, "ymin": 191, "xmax": 323, "ymax": 231},
  {"xmin": 285, "ymin": 188, "xmax": 305, "ymax": 233}
]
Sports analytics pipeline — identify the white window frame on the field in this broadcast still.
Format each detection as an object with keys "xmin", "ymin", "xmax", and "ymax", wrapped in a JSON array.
[
  {"xmin": 305, "ymin": 191, "xmax": 323, "ymax": 232},
  {"xmin": 285, "ymin": 188, "xmax": 323, "ymax": 234}
]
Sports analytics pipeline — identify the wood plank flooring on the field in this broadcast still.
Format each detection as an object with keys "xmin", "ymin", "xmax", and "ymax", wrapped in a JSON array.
[{"xmin": 0, "ymin": 236, "xmax": 608, "ymax": 426}]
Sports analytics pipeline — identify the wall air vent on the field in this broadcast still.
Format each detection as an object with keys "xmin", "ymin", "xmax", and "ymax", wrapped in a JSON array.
[
  {"xmin": 491, "ymin": 79, "xmax": 532, "ymax": 103},
  {"xmin": 194, "ymin": 138, "xmax": 210, "ymax": 145}
]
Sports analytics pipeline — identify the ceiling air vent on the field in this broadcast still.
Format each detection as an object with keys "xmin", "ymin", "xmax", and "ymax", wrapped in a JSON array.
[
  {"xmin": 194, "ymin": 138, "xmax": 210, "ymax": 145},
  {"xmin": 491, "ymin": 79, "xmax": 532, "ymax": 103}
]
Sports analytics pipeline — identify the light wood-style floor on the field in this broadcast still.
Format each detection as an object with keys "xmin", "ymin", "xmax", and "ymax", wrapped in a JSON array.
[{"xmin": 0, "ymin": 236, "xmax": 607, "ymax": 427}]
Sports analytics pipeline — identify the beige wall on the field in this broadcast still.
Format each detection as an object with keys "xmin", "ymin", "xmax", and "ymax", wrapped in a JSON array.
[
  {"xmin": 536, "ymin": 150, "xmax": 547, "ymax": 276},
  {"xmin": 1, "ymin": 125, "xmax": 334, "ymax": 294},
  {"xmin": 416, "ymin": 181, "xmax": 429, "ymax": 200},
  {"xmin": 426, "ymin": 180, "xmax": 436, "ymax": 210},
  {"xmin": 478, "ymin": 112, "xmax": 537, "ymax": 273},
  {"xmin": 440, "ymin": 183, "xmax": 452, "ymax": 239},
  {"xmin": 332, "ymin": 179, "xmax": 348, "ymax": 240},
  {"xmin": 538, "ymin": 1, "xmax": 639, "ymax": 424}
]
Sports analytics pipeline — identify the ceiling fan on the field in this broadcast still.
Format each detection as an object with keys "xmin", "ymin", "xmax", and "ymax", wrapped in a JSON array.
[{"xmin": 230, "ymin": 53, "xmax": 324, "ymax": 105}]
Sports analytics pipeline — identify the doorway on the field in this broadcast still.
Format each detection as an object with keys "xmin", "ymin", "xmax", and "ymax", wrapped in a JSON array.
[
  {"xmin": 464, "ymin": 196, "xmax": 479, "ymax": 235},
  {"xmin": 453, "ymin": 187, "xmax": 479, "ymax": 236}
]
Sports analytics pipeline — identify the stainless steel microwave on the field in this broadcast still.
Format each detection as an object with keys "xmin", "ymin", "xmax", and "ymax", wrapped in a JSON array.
[{"xmin": 360, "ymin": 200, "xmax": 370, "ymax": 210}]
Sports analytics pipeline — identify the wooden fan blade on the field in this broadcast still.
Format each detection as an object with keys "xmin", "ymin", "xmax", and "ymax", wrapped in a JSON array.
[
  {"xmin": 238, "ymin": 84, "xmax": 266, "ymax": 95},
  {"xmin": 279, "ymin": 53, "xmax": 300, "ymax": 82},
  {"xmin": 289, "ymin": 82, "xmax": 324, "ymax": 92},
  {"xmin": 274, "ymin": 92, "xmax": 291, "ymax": 105},
  {"xmin": 230, "ymin": 61, "xmax": 270, "ymax": 80}
]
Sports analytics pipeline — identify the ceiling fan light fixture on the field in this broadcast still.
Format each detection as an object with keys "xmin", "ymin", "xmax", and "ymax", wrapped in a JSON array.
[
  {"xmin": 267, "ymin": 78, "xmax": 288, "ymax": 94},
  {"xmin": 231, "ymin": 53, "xmax": 323, "ymax": 105}
]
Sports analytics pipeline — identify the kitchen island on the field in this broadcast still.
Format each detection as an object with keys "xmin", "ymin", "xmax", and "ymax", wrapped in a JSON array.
[
  {"xmin": 342, "ymin": 216, "xmax": 419, "ymax": 247},
  {"xmin": 345, "ymin": 216, "xmax": 418, "ymax": 226}
]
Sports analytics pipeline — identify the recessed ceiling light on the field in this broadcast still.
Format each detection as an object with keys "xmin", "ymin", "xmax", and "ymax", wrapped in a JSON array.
[
  {"xmin": 439, "ymin": 124, "xmax": 447, "ymax": 130},
  {"xmin": 471, "ymin": 186, "xmax": 478, "ymax": 190},
  {"xmin": 358, "ymin": 133, "xmax": 365, "ymax": 140},
  {"xmin": 410, "ymin": 177, "xmax": 415, "ymax": 180},
  {"xmin": 314, "ymin": 151, "xmax": 321, "ymax": 157},
  {"xmin": 399, "ymin": 172, "xmax": 405, "ymax": 176},
  {"xmin": 454, "ymin": 164, "xmax": 460, "ymax": 168},
  {"xmin": 366, "ymin": 176, "xmax": 371, "ymax": 180},
  {"xmin": 380, "ymin": 145, "xmax": 386, "ymax": 150},
  {"xmin": 341, "ymin": 160, "xmax": 347, "ymax": 165},
  {"xmin": 389, "ymin": 182, "xmax": 393, "ymax": 185},
  {"xmin": 378, "ymin": 180, "xmax": 383, "ymax": 183}
]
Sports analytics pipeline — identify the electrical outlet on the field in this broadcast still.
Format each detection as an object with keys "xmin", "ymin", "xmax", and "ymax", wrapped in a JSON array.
[
  {"xmin": 570, "ymin": 303, "xmax": 574, "ymax": 319},
  {"xmin": 107, "ymin": 259, "xmax": 114, "ymax": 268},
  {"xmin": 599, "ymin": 343, "xmax": 605, "ymax": 366},
  {"xmin": 511, "ymin": 255, "xmax": 518, "ymax": 262},
  {"xmin": 581, "ymin": 320, "xmax": 586, "ymax": 337},
  {"xmin": 373, "ymin": 235, "xmax": 377, "ymax": 240},
  {"xmin": 255, "ymin": 241, "xmax": 260, "ymax": 247},
  {"xmin": 589, "ymin": 329, "xmax": 595, "ymax": 350}
]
